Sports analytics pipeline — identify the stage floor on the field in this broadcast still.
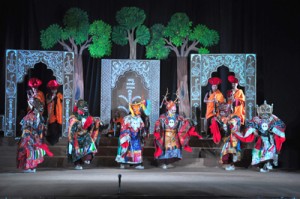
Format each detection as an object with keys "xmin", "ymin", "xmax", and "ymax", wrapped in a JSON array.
[{"xmin": 0, "ymin": 166, "xmax": 299, "ymax": 198}]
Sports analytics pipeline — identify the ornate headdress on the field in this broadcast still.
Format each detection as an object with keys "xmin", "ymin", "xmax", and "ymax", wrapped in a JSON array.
[
  {"xmin": 256, "ymin": 100, "xmax": 273, "ymax": 119},
  {"xmin": 73, "ymin": 99, "xmax": 89, "ymax": 116},
  {"xmin": 228, "ymin": 75, "xmax": 238, "ymax": 83},
  {"xmin": 47, "ymin": 80, "xmax": 60, "ymax": 90},
  {"xmin": 129, "ymin": 101, "xmax": 143, "ymax": 116},
  {"xmin": 160, "ymin": 88, "xmax": 180, "ymax": 110},
  {"xmin": 208, "ymin": 77, "xmax": 222, "ymax": 85},
  {"xmin": 28, "ymin": 78, "xmax": 42, "ymax": 88}
]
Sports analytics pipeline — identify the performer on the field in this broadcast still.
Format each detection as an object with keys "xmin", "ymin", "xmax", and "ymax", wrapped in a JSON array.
[
  {"xmin": 203, "ymin": 77, "xmax": 225, "ymax": 138},
  {"xmin": 67, "ymin": 99, "xmax": 101, "ymax": 170},
  {"xmin": 27, "ymin": 77, "xmax": 45, "ymax": 111},
  {"xmin": 45, "ymin": 80, "xmax": 63, "ymax": 145},
  {"xmin": 17, "ymin": 97, "xmax": 53, "ymax": 173},
  {"xmin": 115, "ymin": 99, "xmax": 150, "ymax": 170},
  {"xmin": 227, "ymin": 75, "xmax": 246, "ymax": 125},
  {"xmin": 153, "ymin": 89, "xmax": 202, "ymax": 169},
  {"xmin": 235, "ymin": 100, "xmax": 286, "ymax": 172},
  {"xmin": 210, "ymin": 102, "xmax": 242, "ymax": 171},
  {"xmin": 108, "ymin": 110, "xmax": 123, "ymax": 137}
]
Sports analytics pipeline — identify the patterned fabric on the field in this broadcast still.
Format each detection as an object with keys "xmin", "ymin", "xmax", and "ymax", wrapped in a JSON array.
[
  {"xmin": 153, "ymin": 114, "xmax": 201, "ymax": 161},
  {"xmin": 218, "ymin": 115, "xmax": 242, "ymax": 165},
  {"xmin": 17, "ymin": 105, "xmax": 52, "ymax": 170},
  {"xmin": 115, "ymin": 115, "xmax": 145, "ymax": 164},
  {"xmin": 67, "ymin": 115, "xmax": 100, "ymax": 163},
  {"xmin": 243, "ymin": 115, "xmax": 286, "ymax": 166}
]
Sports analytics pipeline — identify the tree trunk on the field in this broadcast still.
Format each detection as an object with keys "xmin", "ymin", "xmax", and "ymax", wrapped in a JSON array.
[
  {"xmin": 129, "ymin": 39, "xmax": 137, "ymax": 59},
  {"xmin": 73, "ymin": 54, "xmax": 84, "ymax": 101},
  {"xmin": 177, "ymin": 57, "xmax": 190, "ymax": 118}
]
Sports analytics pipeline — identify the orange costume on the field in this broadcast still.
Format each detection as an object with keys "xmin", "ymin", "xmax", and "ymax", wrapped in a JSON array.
[
  {"xmin": 205, "ymin": 77, "xmax": 225, "ymax": 119},
  {"xmin": 227, "ymin": 75, "xmax": 245, "ymax": 124},
  {"xmin": 47, "ymin": 92, "xmax": 63, "ymax": 125},
  {"xmin": 45, "ymin": 80, "xmax": 63, "ymax": 145},
  {"xmin": 206, "ymin": 89, "xmax": 225, "ymax": 119}
]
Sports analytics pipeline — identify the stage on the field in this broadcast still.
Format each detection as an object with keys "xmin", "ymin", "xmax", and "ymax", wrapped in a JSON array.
[{"xmin": 0, "ymin": 166, "xmax": 299, "ymax": 198}]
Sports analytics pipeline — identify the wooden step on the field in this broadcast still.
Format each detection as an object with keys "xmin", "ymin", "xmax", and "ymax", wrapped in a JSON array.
[{"xmin": 0, "ymin": 136, "xmax": 253, "ymax": 170}]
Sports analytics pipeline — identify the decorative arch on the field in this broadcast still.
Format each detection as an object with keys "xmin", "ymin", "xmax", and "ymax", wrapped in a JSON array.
[
  {"xmin": 190, "ymin": 54, "xmax": 256, "ymax": 129},
  {"xmin": 101, "ymin": 59, "xmax": 160, "ymax": 133},
  {"xmin": 4, "ymin": 49, "xmax": 74, "ymax": 137}
]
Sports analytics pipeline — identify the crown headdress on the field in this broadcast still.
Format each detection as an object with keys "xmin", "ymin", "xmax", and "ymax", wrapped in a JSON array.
[{"xmin": 256, "ymin": 100, "xmax": 273, "ymax": 118}]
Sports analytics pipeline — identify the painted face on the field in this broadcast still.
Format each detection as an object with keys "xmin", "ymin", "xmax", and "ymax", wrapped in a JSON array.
[
  {"xmin": 220, "ymin": 110, "xmax": 228, "ymax": 117},
  {"xmin": 77, "ymin": 100, "xmax": 89, "ymax": 116},
  {"xmin": 168, "ymin": 105, "xmax": 176, "ymax": 116},
  {"xmin": 131, "ymin": 104, "xmax": 141, "ymax": 116}
]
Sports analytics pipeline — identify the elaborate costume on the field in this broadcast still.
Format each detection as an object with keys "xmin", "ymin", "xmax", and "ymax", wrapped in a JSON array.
[
  {"xmin": 67, "ymin": 99, "xmax": 101, "ymax": 170},
  {"xmin": 17, "ymin": 97, "xmax": 53, "ymax": 173},
  {"xmin": 204, "ymin": 77, "xmax": 225, "ymax": 137},
  {"xmin": 27, "ymin": 78, "xmax": 45, "ymax": 110},
  {"xmin": 210, "ymin": 102, "xmax": 242, "ymax": 170},
  {"xmin": 227, "ymin": 75, "xmax": 245, "ymax": 125},
  {"xmin": 115, "ymin": 100, "xmax": 150, "ymax": 169},
  {"xmin": 235, "ymin": 101, "xmax": 286, "ymax": 172},
  {"xmin": 46, "ymin": 80, "xmax": 63, "ymax": 145},
  {"xmin": 153, "ymin": 91, "xmax": 202, "ymax": 169}
]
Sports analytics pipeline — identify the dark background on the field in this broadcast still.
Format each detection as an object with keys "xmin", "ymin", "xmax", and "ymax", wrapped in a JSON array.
[{"xmin": 0, "ymin": 0, "xmax": 299, "ymax": 169}]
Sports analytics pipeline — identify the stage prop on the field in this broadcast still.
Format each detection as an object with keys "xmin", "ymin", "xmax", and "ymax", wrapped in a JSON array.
[
  {"xmin": 4, "ymin": 49, "xmax": 75, "ymax": 137},
  {"xmin": 190, "ymin": 54, "xmax": 256, "ymax": 132},
  {"xmin": 101, "ymin": 59, "xmax": 160, "ymax": 133}
]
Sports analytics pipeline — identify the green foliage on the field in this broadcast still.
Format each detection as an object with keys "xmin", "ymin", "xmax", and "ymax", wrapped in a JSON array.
[
  {"xmin": 112, "ymin": 6, "xmax": 150, "ymax": 49},
  {"xmin": 115, "ymin": 7, "xmax": 146, "ymax": 29},
  {"xmin": 191, "ymin": 24, "xmax": 219, "ymax": 47},
  {"xmin": 164, "ymin": 13, "xmax": 192, "ymax": 47},
  {"xmin": 146, "ymin": 24, "xmax": 170, "ymax": 59},
  {"xmin": 136, "ymin": 25, "xmax": 150, "ymax": 45},
  {"xmin": 146, "ymin": 12, "xmax": 219, "ymax": 59},
  {"xmin": 40, "ymin": 24, "xmax": 63, "ymax": 49},
  {"xmin": 40, "ymin": 7, "xmax": 112, "ymax": 59},
  {"xmin": 112, "ymin": 26, "xmax": 128, "ymax": 46},
  {"xmin": 88, "ymin": 20, "xmax": 112, "ymax": 58},
  {"xmin": 63, "ymin": 7, "xmax": 90, "ymax": 45},
  {"xmin": 199, "ymin": 47, "xmax": 209, "ymax": 54}
]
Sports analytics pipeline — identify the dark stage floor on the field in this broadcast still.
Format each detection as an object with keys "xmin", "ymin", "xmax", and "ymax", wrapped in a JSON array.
[{"xmin": 0, "ymin": 166, "xmax": 299, "ymax": 199}]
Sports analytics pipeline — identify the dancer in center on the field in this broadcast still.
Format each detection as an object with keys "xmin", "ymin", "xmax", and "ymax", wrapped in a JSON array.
[
  {"xmin": 153, "ymin": 89, "xmax": 202, "ymax": 169},
  {"xmin": 115, "ymin": 99, "xmax": 151, "ymax": 169}
]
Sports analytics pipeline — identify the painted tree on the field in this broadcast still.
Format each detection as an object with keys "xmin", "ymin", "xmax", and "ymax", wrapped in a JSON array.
[
  {"xmin": 112, "ymin": 7, "xmax": 150, "ymax": 59},
  {"xmin": 146, "ymin": 13, "xmax": 219, "ymax": 118},
  {"xmin": 40, "ymin": 7, "xmax": 112, "ymax": 100}
]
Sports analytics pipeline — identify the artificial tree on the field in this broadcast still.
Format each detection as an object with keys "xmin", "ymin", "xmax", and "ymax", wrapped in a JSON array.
[
  {"xmin": 146, "ymin": 13, "xmax": 219, "ymax": 118},
  {"xmin": 40, "ymin": 7, "xmax": 112, "ymax": 100},
  {"xmin": 112, "ymin": 7, "xmax": 150, "ymax": 59}
]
